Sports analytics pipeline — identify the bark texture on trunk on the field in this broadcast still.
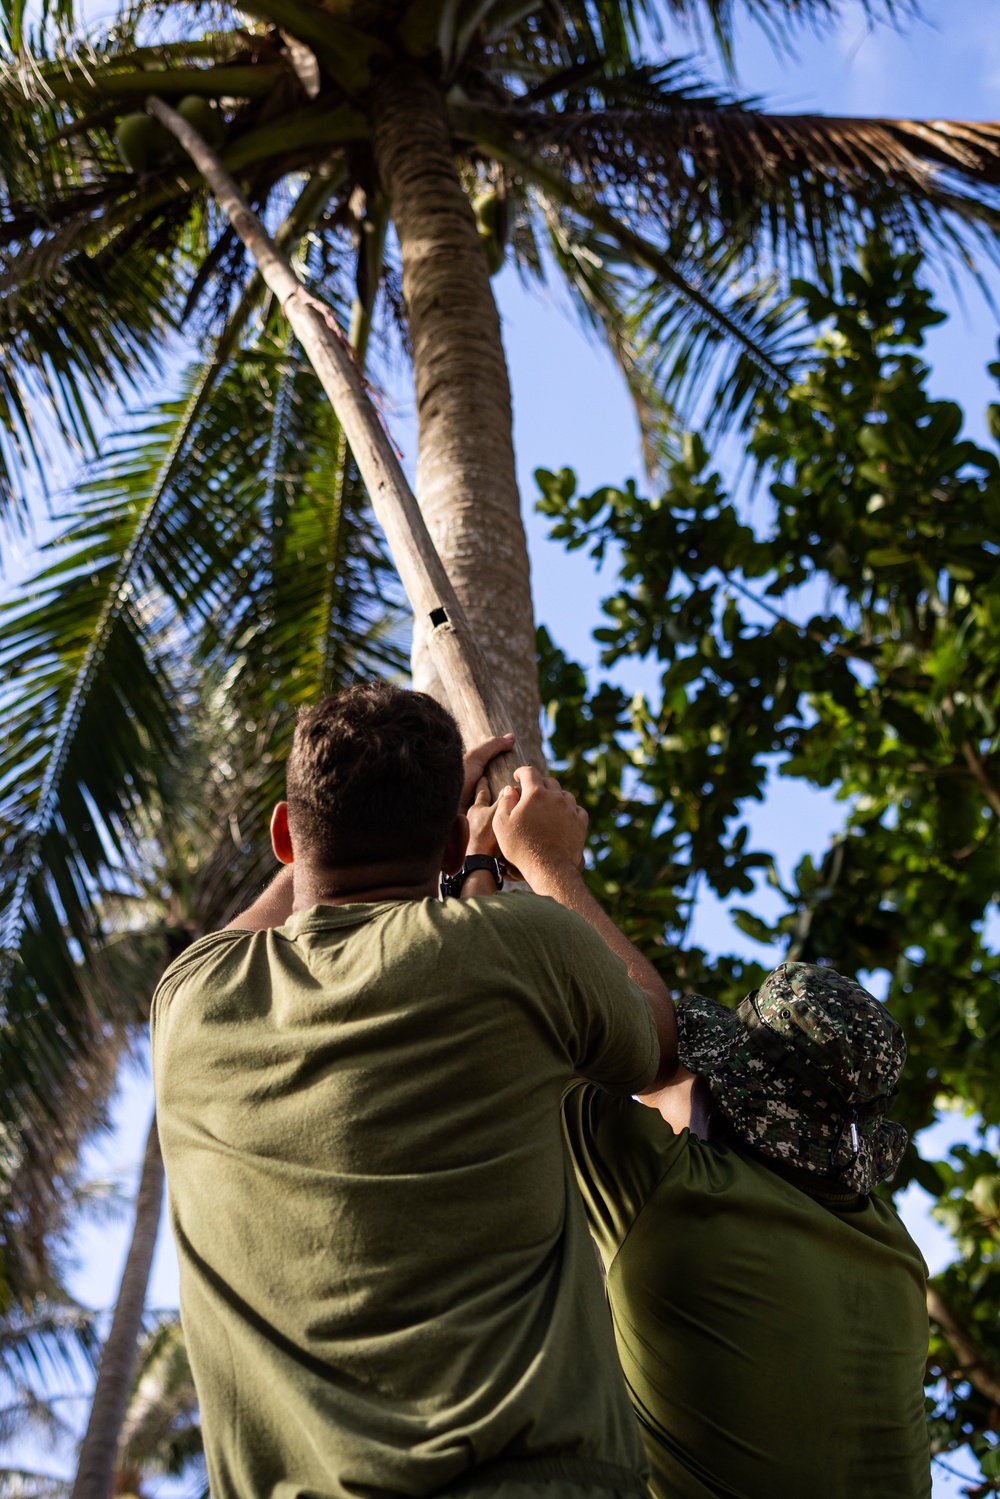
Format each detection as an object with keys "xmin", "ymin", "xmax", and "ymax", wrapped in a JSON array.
[
  {"xmin": 71, "ymin": 1112, "xmax": 164, "ymax": 1499},
  {"xmin": 371, "ymin": 64, "xmax": 543, "ymax": 763}
]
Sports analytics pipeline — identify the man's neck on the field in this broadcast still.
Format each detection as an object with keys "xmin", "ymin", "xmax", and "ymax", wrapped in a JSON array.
[{"xmin": 292, "ymin": 864, "xmax": 439, "ymax": 911}]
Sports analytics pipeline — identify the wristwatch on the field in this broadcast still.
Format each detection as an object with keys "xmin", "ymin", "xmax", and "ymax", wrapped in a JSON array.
[{"xmin": 440, "ymin": 855, "xmax": 504, "ymax": 898}]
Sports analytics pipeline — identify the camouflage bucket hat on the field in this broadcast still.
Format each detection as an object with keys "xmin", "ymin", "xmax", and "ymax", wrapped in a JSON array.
[{"xmin": 676, "ymin": 962, "xmax": 908, "ymax": 1195}]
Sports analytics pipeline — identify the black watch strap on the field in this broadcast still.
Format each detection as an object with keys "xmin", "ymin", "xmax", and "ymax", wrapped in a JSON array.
[{"xmin": 440, "ymin": 855, "xmax": 504, "ymax": 898}]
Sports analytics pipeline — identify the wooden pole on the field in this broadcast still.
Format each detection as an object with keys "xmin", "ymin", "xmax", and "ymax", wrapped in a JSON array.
[{"xmin": 147, "ymin": 97, "xmax": 527, "ymax": 798}]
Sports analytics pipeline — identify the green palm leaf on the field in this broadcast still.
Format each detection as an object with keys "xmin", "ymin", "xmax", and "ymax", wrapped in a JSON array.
[
  {"xmin": 0, "ymin": 330, "xmax": 403, "ymax": 994},
  {"xmin": 0, "ymin": 234, "xmax": 181, "ymax": 524},
  {"xmin": 0, "ymin": 156, "xmax": 349, "ymax": 986}
]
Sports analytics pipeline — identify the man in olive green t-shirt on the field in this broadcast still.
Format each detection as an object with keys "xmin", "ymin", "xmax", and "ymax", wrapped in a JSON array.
[
  {"xmin": 151, "ymin": 683, "xmax": 679, "ymax": 1499},
  {"xmin": 562, "ymin": 962, "xmax": 931, "ymax": 1499}
]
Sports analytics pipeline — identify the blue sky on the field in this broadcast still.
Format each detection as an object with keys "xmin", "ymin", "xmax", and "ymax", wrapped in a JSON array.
[{"xmin": 7, "ymin": 2, "xmax": 1000, "ymax": 1493}]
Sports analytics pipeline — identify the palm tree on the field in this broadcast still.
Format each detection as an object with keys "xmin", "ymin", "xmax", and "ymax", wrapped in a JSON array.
[
  {"xmin": 0, "ymin": 298, "xmax": 405, "ymax": 1482},
  {"xmin": 1, "ymin": 1316, "xmax": 206, "ymax": 1498},
  {"xmin": 70, "ymin": 1115, "xmax": 163, "ymax": 1499},
  {"xmin": 5, "ymin": 0, "xmax": 1000, "ymax": 762},
  {"xmin": 64, "ymin": 692, "xmax": 328, "ymax": 1499},
  {"xmin": 112, "ymin": 1318, "xmax": 204, "ymax": 1498}
]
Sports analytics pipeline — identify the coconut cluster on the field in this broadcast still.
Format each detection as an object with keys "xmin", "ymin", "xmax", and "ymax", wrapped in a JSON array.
[{"xmin": 115, "ymin": 97, "xmax": 225, "ymax": 173}]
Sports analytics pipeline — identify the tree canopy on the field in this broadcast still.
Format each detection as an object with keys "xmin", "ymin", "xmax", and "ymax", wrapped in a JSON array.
[
  {"xmin": 8, "ymin": 0, "xmax": 1000, "ymax": 1005},
  {"xmin": 5, "ymin": 0, "xmax": 1000, "ymax": 518},
  {"xmin": 11, "ymin": 0, "xmax": 1000, "ymax": 777}
]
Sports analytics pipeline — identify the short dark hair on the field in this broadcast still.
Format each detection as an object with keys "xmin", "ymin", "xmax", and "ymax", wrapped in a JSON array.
[{"xmin": 285, "ymin": 682, "xmax": 464, "ymax": 868}]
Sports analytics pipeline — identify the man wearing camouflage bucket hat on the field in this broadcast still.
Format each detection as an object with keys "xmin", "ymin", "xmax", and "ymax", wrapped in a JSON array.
[
  {"xmin": 680, "ymin": 961, "xmax": 909, "ymax": 1194},
  {"xmin": 562, "ymin": 961, "xmax": 931, "ymax": 1499}
]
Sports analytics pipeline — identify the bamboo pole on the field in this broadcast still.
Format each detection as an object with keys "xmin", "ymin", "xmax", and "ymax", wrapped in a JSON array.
[{"xmin": 147, "ymin": 96, "xmax": 527, "ymax": 798}]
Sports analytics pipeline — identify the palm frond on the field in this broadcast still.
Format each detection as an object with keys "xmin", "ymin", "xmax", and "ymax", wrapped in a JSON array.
[
  {"xmin": 116, "ymin": 1318, "xmax": 202, "ymax": 1487},
  {"xmin": 484, "ymin": 120, "xmax": 807, "ymax": 443},
  {"xmin": 628, "ymin": 240, "xmax": 811, "ymax": 439},
  {"xmin": 0, "ymin": 28, "xmax": 354, "ymax": 518},
  {"xmin": 0, "ymin": 1302, "xmax": 99, "ymax": 1382},
  {"xmin": 0, "ymin": 380, "xmax": 206, "ymax": 1005},
  {"xmin": 184, "ymin": 344, "xmax": 408, "ymax": 907},
  {"xmin": 455, "ymin": 83, "xmax": 1000, "ymax": 431},
  {"xmin": 0, "ymin": 1468, "xmax": 69, "ymax": 1499},
  {"xmin": 0, "ymin": 499, "xmax": 179, "ymax": 1295},
  {"xmin": 669, "ymin": 0, "xmax": 913, "ymax": 65},
  {"xmin": 0, "ymin": 38, "xmax": 202, "ymax": 514},
  {"xmin": 537, "ymin": 191, "xmax": 808, "ymax": 455},
  {"xmin": 0, "ymin": 352, "xmax": 240, "ymax": 1296},
  {"xmin": 198, "ymin": 342, "xmax": 408, "ymax": 695},
  {"xmin": 503, "ymin": 130, "xmax": 794, "ymax": 376},
  {"xmin": 475, "ymin": 89, "xmax": 1000, "ymax": 270},
  {"xmin": 0, "ymin": 315, "xmax": 404, "ymax": 999},
  {"xmin": 0, "ymin": 150, "xmax": 352, "ymax": 980},
  {"xmin": 0, "ymin": 294, "xmax": 405, "ymax": 1276},
  {"xmin": 0, "ymin": 230, "xmax": 181, "ymax": 526}
]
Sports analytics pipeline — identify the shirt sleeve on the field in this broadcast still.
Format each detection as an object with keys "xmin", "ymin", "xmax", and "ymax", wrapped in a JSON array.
[
  {"xmin": 562, "ymin": 1081, "xmax": 687, "ymax": 1266},
  {"xmin": 149, "ymin": 930, "xmax": 249, "ymax": 1048},
  {"xmin": 550, "ymin": 905, "xmax": 660, "ymax": 1095}
]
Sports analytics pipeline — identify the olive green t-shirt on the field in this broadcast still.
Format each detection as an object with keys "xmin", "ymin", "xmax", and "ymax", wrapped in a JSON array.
[
  {"xmin": 562, "ymin": 1084, "xmax": 931, "ymax": 1499},
  {"xmin": 150, "ymin": 894, "xmax": 659, "ymax": 1499}
]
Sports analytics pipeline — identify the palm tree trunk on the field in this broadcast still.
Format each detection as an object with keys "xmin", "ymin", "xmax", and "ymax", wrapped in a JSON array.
[
  {"xmin": 71, "ymin": 1112, "xmax": 164, "ymax": 1499},
  {"xmin": 371, "ymin": 64, "xmax": 543, "ymax": 764}
]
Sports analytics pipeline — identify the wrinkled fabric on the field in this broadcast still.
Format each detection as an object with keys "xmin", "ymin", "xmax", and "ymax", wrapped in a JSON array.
[
  {"xmin": 677, "ymin": 962, "xmax": 908, "ymax": 1193},
  {"xmin": 562, "ymin": 1084, "xmax": 931, "ymax": 1499},
  {"xmin": 441, "ymin": 1456, "xmax": 650, "ymax": 1499},
  {"xmin": 151, "ymin": 893, "xmax": 658, "ymax": 1499}
]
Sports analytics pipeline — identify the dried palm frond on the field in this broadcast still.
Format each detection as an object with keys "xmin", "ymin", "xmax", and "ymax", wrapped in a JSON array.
[{"xmin": 477, "ymin": 100, "xmax": 1000, "ymax": 264}]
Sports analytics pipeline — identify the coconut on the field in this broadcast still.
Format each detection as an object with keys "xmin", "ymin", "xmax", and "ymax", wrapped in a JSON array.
[
  {"xmin": 474, "ymin": 191, "xmax": 506, "ymax": 276},
  {"xmin": 115, "ymin": 113, "xmax": 170, "ymax": 173},
  {"xmin": 176, "ymin": 95, "xmax": 225, "ymax": 148}
]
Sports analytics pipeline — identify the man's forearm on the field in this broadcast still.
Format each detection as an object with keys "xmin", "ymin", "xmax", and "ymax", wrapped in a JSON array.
[
  {"xmin": 226, "ymin": 864, "xmax": 295, "ymax": 931},
  {"xmin": 529, "ymin": 862, "xmax": 678, "ymax": 1088}
]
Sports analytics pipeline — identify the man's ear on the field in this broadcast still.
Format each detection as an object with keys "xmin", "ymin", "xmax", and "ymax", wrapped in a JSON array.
[
  {"xmin": 270, "ymin": 802, "xmax": 294, "ymax": 865},
  {"xmin": 440, "ymin": 813, "xmax": 470, "ymax": 875}
]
